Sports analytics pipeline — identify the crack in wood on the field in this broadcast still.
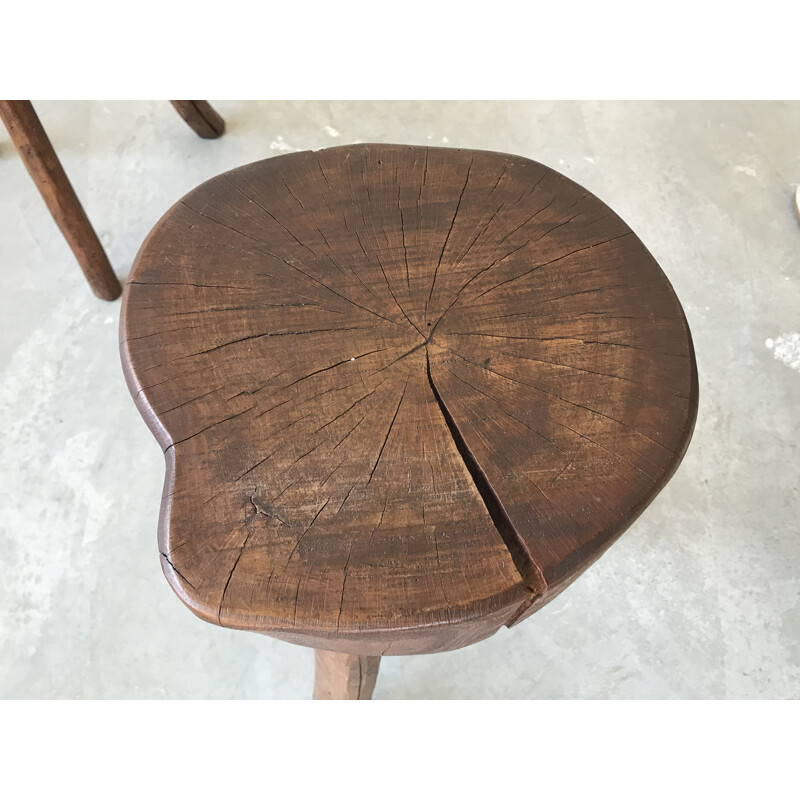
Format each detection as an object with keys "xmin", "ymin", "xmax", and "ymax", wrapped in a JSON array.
[
  {"xmin": 424, "ymin": 348, "xmax": 547, "ymax": 596},
  {"xmin": 160, "ymin": 552, "xmax": 198, "ymax": 592},
  {"xmin": 425, "ymin": 157, "xmax": 474, "ymax": 319},
  {"xmin": 180, "ymin": 200, "xmax": 405, "ymax": 329},
  {"xmin": 443, "ymin": 347, "xmax": 670, "ymax": 474}
]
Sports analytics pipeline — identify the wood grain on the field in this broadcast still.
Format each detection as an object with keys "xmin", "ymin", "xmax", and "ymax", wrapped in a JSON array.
[
  {"xmin": 170, "ymin": 101, "xmax": 225, "ymax": 139},
  {"xmin": 0, "ymin": 100, "xmax": 121, "ymax": 300},
  {"xmin": 120, "ymin": 144, "xmax": 698, "ymax": 656},
  {"xmin": 314, "ymin": 650, "xmax": 380, "ymax": 699}
]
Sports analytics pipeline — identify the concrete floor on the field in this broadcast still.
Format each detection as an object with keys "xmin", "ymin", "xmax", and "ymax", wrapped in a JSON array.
[{"xmin": 1, "ymin": 101, "xmax": 798, "ymax": 699}]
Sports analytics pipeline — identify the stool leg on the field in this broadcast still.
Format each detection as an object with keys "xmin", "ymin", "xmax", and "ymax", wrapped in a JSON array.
[
  {"xmin": 313, "ymin": 650, "xmax": 381, "ymax": 700},
  {"xmin": 170, "ymin": 101, "xmax": 225, "ymax": 139},
  {"xmin": 0, "ymin": 100, "xmax": 121, "ymax": 301}
]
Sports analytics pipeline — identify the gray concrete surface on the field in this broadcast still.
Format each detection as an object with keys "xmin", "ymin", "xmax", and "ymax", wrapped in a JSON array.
[{"xmin": 1, "ymin": 101, "xmax": 798, "ymax": 699}]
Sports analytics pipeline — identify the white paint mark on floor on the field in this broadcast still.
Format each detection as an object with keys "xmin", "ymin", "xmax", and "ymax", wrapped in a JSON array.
[
  {"xmin": 766, "ymin": 333, "xmax": 800, "ymax": 371},
  {"xmin": 584, "ymin": 156, "xmax": 595, "ymax": 164},
  {"xmin": 441, "ymin": 136, "xmax": 449, "ymax": 144},
  {"xmin": 735, "ymin": 165, "xmax": 757, "ymax": 177},
  {"xmin": 269, "ymin": 136, "xmax": 294, "ymax": 152},
  {"xmin": 323, "ymin": 125, "xmax": 340, "ymax": 138}
]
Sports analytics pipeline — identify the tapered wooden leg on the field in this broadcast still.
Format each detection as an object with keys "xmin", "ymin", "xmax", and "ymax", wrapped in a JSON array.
[
  {"xmin": 313, "ymin": 650, "xmax": 381, "ymax": 700},
  {"xmin": 0, "ymin": 100, "xmax": 121, "ymax": 301},
  {"xmin": 170, "ymin": 101, "xmax": 225, "ymax": 139}
]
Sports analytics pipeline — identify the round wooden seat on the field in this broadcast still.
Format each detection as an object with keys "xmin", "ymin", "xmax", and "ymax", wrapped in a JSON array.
[{"xmin": 120, "ymin": 143, "xmax": 697, "ymax": 693}]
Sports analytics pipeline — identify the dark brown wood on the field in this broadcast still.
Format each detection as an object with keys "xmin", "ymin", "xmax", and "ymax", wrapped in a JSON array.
[
  {"xmin": 120, "ymin": 144, "xmax": 698, "ymax": 661},
  {"xmin": 170, "ymin": 101, "xmax": 225, "ymax": 139},
  {"xmin": 313, "ymin": 650, "xmax": 380, "ymax": 700},
  {"xmin": 0, "ymin": 100, "xmax": 121, "ymax": 301}
]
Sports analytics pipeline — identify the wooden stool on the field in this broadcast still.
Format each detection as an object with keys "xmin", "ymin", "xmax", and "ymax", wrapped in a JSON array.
[
  {"xmin": 0, "ymin": 100, "xmax": 224, "ymax": 301},
  {"xmin": 120, "ymin": 144, "xmax": 698, "ymax": 699}
]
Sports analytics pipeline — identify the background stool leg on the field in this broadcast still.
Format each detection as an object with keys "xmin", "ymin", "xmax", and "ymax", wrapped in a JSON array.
[
  {"xmin": 313, "ymin": 650, "xmax": 381, "ymax": 700},
  {"xmin": 0, "ymin": 100, "xmax": 121, "ymax": 301},
  {"xmin": 170, "ymin": 101, "xmax": 225, "ymax": 139}
]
